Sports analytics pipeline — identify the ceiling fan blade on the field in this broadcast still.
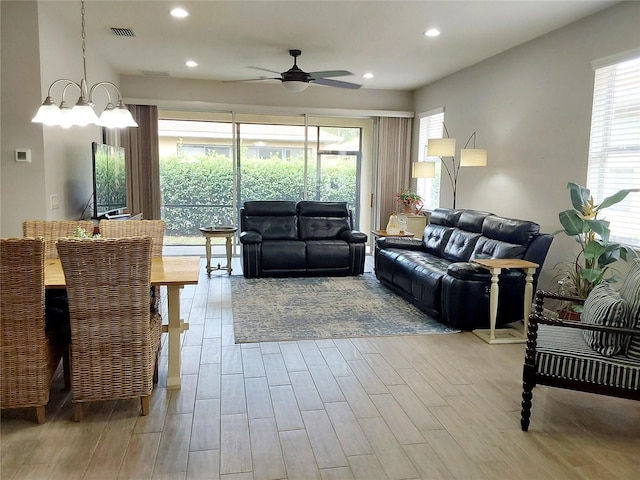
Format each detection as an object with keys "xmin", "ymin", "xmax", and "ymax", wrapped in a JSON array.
[
  {"xmin": 222, "ymin": 77, "xmax": 280, "ymax": 83},
  {"xmin": 248, "ymin": 66, "xmax": 283, "ymax": 75},
  {"xmin": 312, "ymin": 77, "xmax": 361, "ymax": 90},
  {"xmin": 310, "ymin": 70, "xmax": 353, "ymax": 78}
]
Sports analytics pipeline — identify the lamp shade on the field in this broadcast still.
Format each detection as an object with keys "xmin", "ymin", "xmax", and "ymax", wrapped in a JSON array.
[
  {"xmin": 282, "ymin": 81, "xmax": 310, "ymax": 92},
  {"xmin": 460, "ymin": 148, "xmax": 488, "ymax": 166},
  {"xmin": 427, "ymin": 138, "xmax": 456, "ymax": 157},
  {"xmin": 32, "ymin": 98, "xmax": 62, "ymax": 125},
  {"xmin": 70, "ymin": 103, "xmax": 99, "ymax": 126},
  {"xmin": 412, "ymin": 161, "xmax": 436, "ymax": 178}
]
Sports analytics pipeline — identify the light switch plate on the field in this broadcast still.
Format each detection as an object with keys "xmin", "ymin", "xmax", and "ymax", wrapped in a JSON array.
[{"xmin": 15, "ymin": 148, "xmax": 31, "ymax": 163}]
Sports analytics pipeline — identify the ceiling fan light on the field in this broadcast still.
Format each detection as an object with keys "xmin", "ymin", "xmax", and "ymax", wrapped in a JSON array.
[{"xmin": 282, "ymin": 81, "xmax": 309, "ymax": 93}]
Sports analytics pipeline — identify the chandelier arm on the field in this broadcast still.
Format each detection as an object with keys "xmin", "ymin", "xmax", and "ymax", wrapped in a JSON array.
[
  {"xmin": 46, "ymin": 79, "xmax": 81, "ymax": 98},
  {"xmin": 89, "ymin": 81, "xmax": 123, "ymax": 104}
]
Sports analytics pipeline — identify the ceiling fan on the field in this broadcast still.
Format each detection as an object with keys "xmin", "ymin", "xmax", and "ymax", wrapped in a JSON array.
[{"xmin": 235, "ymin": 49, "xmax": 362, "ymax": 92}]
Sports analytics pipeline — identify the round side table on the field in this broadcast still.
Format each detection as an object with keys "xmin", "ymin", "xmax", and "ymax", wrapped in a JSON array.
[{"xmin": 199, "ymin": 226, "xmax": 237, "ymax": 275}]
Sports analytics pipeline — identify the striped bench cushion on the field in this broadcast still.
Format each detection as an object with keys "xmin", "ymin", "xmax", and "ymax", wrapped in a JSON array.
[
  {"xmin": 619, "ymin": 259, "xmax": 640, "ymax": 359},
  {"xmin": 536, "ymin": 324, "xmax": 640, "ymax": 390}
]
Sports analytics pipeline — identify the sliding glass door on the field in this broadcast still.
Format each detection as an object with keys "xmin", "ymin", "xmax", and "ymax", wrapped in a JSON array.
[{"xmin": 158, "ymin": 114, "xmax": 366, "ymax": 246}]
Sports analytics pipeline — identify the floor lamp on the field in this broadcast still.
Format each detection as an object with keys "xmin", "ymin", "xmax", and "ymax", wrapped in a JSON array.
[{"xmin": 425, "ymin": 131, "xmax": 487, "ymax": 208}]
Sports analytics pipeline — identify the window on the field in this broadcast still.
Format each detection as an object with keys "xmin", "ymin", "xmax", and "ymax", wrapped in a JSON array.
[
  {"xmin": 157, "ymin": 115, "xmax": 368, "ymax": 243},
  {"xmin": 416, "ymin": 109, "xmax": 445, "ymax": 210},
  {"xmin": 586, "ymin": 55, "xmax": 640, "ymax": 247}
]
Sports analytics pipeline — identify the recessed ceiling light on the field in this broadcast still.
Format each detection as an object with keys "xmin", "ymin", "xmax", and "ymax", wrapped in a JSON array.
[
  {"xmin": 424, "ymin": 28, "xmax": 440, "ymax": 37},
  {"xmin": 363, "ymin": 73, "xmax": 374, "ymax": 79},
  {"xmin": 186, "ymin": 60, "xmax": 198, "ymax": 68},
  {"xmin": 170, "ymin": 8, "xmax": 189, "ymax": 18}
]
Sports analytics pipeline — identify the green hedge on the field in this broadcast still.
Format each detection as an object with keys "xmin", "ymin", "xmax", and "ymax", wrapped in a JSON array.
[{"xmin": 159, "ymin": 154, "xmax": 357, "ymax": 236}]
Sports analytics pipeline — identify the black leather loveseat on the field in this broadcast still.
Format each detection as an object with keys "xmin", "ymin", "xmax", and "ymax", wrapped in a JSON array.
[
  {"xmin": 239, "ymin": 200, "xmax": 367, "ymax": 278},
  {"xmin": 375, "ymin": 208, "xmax": 553, "ymax": 330}
]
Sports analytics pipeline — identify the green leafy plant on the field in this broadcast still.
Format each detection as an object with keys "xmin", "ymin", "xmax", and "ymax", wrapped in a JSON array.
[
  {"xmin": 72, "ymin": 226, "xmax": 99, "ymax": 239},
  {"xmin": 555, "ymin": 181, "xmax": 638, "ymax": 300}
]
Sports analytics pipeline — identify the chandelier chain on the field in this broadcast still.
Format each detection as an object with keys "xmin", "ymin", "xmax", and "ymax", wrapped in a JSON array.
[{"xmin": 81, "ymin": 0, "xmax": 87, "ymax": 84}]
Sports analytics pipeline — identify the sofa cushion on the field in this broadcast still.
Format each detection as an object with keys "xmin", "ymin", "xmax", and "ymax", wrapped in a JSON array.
[
  {"xmin": 442, "ymin": 230, "xmax": 481, "ymax": 262},
  {"xmin": 472, "ymin": 237, "xmax": 526, "ymax": 260},
  {"xmin": 244, "ymin": 200, "xmax": 297, "ymax": 216},
  {"xmin": 299, "ymin": 216, "xmax": 350, "ymax": 240},
  {"xmin": 242, "ymin": 201, "xmax": 299, "ymax": 240},
  {"xmin": 581, "ymin": 282, "xmax": 631, "ymax": 357},
  {"xmin": 457, "ymin": 210, "xmax": 492, "ymax": 233},
  {"xmin": 536, "ymin": 324, "xmax": 640, "ymax": 391},
  {"xmin": 618, "ymin": 259, "xmax": 640, "ymax": 358},
  {"xmin": 306, "ymin": 240, "xmax": 350, "ymax": 269},
  {"xmin": 482, "ymin": 215, "xmax": 540, "ymax": 245},
  {"xmin": 429, "ymin": 208, "xmax": 463, "ymax": 227},
  {"xmin": 422, "ymin": 225, "xmax": 454, "ymax": 256},
  {"xmin": 297, "ymin": 201, "xmax": 349, "ymax": 218},
  {"xmin": 243, "ymin": 215, "xmax": 298, "ymax": 240},
  {"xmin": 261, "ymin": 240, "xmax": 306, "ymax": 270},
  {"xmin": 297, "ymin": 201, "xmax": 350, "ymax": 240}
]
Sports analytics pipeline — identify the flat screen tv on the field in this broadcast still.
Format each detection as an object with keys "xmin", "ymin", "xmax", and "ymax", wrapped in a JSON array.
[{"xmin": 92, "ymin": 142, "xmax": 127, "ymax": 219}]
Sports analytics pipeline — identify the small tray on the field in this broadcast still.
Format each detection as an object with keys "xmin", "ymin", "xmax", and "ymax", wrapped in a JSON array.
[{"xmin": 200, "ymin": 226, "xmax": 236, "ymax": 233}]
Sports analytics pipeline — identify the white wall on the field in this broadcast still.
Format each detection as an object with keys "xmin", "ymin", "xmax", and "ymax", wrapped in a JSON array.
[
  {"xmin": 412, "ymin": 1, "xmax": 640, "ymax": 288},
  {"xmin": 1, "ymin": 1, "xmax": 47, "ymax": 236},
  {"xmin": 0, "ymin": 1, "xmax": 119, "ymax": 237}
]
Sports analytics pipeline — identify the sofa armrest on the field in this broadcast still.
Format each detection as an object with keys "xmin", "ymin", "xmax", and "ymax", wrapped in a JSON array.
[
  {"xmin": 376, "ymin": 237, "xmax": 423, "ymax": 250},
  {"xmin": 240, "ymin": 231, "xmax": 263, "ymax": 244},
  {"xmin": 340, "ymin": 230, "xmax": 367, "ymax": 243}
]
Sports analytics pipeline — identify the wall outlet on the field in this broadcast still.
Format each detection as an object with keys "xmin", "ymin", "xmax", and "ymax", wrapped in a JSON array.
[{"xmin": 50, "ymin": 194, "xmax": 59, "ymax": 210}]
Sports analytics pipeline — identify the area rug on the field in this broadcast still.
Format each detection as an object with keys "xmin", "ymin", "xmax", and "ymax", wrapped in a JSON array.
[{"xmin": 231, "ymin": 273, "xmax": 459, "ymax": 343}]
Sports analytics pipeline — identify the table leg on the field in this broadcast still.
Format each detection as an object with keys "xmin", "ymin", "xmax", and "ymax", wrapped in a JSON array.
[
  {"xmin": 488, "ymin": 267, "xmax": 501, "ymax": 341},
  {"xmin": 205, "ymin": 235, "xmax": 212, "ymax": 275},
  {"xmin": 166, "ymin": 285, "xmax": 182, "ymax": 389},
  {"xmin": 225, "ymin": 235, "xmax": 233, "ymax": 275},
  {"xmin": 523, "ymin": 267, "xmax": 536, "ymax": 338}
]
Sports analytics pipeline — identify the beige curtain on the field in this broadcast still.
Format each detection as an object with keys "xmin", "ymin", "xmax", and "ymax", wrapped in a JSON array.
[
  {"xmin": 374, "ymin": 117, "xmax": 413, "ymax": 229},
  {"xmin": 120, "ymin": 105, "xmax": 161, "ymax": 220}
]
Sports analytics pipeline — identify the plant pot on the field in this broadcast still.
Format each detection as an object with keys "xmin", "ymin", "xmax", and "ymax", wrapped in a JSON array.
[{"xmin": 402, "ymin": 204, "xmax": 414, "ymax": 214}]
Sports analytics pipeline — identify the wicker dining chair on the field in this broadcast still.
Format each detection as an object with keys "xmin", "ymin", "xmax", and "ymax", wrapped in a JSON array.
[
  {"xmin": 23, "ymin": 220, "xmax": 95, "ymax": 259},
  {"xmin": 99, "ymin": 220, "xmax": 166, "ymax": 312},
  {"xmin": 23, "ymin": 220, "xmax": 93, "ymax": 389},
  {"xmin": 56, "ymin": 237, "xmax": 162, "ymax": 421},
  {"xmin": 1, "ymin": 238, "xmax": 63, "ymax": 423}
]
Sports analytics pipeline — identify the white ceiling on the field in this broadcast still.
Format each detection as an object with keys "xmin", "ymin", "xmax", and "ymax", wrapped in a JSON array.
[{"xmin": 43, "ymin": 0, "xmax": 619, "ymax": 91}]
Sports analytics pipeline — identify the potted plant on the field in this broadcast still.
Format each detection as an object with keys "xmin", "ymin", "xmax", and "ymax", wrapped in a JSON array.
[
  {"xmin": 555, "ymin": 182, "xmax": 638, "ymax": 315},
  {"xmin": 394, "ymin": 189, "xmax": 423, "ymax": 214}
]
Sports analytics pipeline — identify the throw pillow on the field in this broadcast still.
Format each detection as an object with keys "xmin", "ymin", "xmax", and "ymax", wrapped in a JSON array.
[
  {"xmin": 581, "ymin": 282, "xmax": 630, "ymax": 357},
  {"xmin": 618, "ymin": 259, "xmax": 640, "ymax": 358}
]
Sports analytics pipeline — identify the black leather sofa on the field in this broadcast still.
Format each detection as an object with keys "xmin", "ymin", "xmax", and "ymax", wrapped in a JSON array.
[
  {"xmin": 239, "ymin": 200, "xmax": 367, "ymax": 278},
  {"xmin": 375, "ymin": 208, "xmax": 553, "ymax": 330}
]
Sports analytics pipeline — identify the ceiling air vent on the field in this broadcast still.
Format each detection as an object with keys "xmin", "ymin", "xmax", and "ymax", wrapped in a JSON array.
[
  {"xmin": 110, "ymin": 27, "xmax": 135, "ymax": 37},
  {"xmin": 141, "ymin": 70, "xmax": 171, "ymax": 77}
]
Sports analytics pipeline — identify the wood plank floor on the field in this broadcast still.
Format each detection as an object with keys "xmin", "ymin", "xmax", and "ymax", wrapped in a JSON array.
[{"xmin": 2, "ymin": 258, "xmax": 639, "ymax": 480}]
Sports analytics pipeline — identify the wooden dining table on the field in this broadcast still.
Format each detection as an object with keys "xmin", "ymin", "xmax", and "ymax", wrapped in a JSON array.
[{"xmin": 45, "ymin": 256, "xmax": 201, "ymax": 389}]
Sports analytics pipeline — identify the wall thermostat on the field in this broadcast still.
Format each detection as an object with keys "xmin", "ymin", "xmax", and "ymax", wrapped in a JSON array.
[{"xmin": 15, "ymin": 148, "xmax": 31, "ymax": 163}]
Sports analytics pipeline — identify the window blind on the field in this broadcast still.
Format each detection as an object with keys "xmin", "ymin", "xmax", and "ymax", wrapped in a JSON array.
[
  {"xmin": 416, "ymin": 110, "xmax": 444, "ymax": 210},
  {"xmin": 586, "ymin": 55, "xmax": 640, "ymax": 247}
]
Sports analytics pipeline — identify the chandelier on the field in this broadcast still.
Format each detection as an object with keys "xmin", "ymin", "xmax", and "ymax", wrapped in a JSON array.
[{"xmin": 32, "ymin": 0, "xmax": 137, "ymax": 129}]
